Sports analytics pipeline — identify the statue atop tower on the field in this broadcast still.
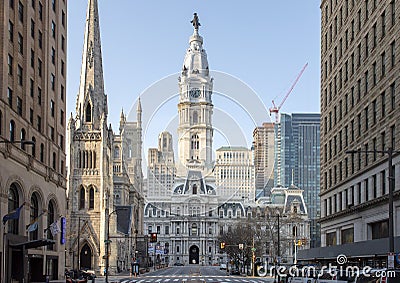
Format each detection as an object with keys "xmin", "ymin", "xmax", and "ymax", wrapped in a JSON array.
[{"xmin": 191, "ymin": 13, "xmax": 201, "ymax": 30}]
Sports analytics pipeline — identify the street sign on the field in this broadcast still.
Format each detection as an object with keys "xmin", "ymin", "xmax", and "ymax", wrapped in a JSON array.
[
  {"xmin": 251, "ymin": 248, "xmax": 256, "ymax": 252},
  {"xmin": 388, "ymin": 253, "xmax": 395, "ymax": 268},
  {"xmin": 239, "ymin": 244, "xmax": 244, "ymax": 250}
]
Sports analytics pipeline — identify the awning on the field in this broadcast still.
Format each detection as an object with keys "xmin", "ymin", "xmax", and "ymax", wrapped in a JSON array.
[{"xmin": 10, "ymin": 239, "xmax": 56, "ymax": 250}]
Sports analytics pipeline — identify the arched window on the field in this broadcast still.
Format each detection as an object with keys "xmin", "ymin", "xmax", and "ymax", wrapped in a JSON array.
[
  {"xmin": 40, "ymin": 143, "xmax": 44, "ymax": 162},
  {"xmin": 191, "ymin": 134, "xmax": 199, "ymax": 150},
  {"xmin": 31, "ymin": 137, "xmax": 36, "ymax": 157},
  {"xmin": 92, "ymin": 151, "xmax": 96, "ymax": 168},
  {"xmin": 114, "ymin": 146, "xmax": 120, "ymax": 158},
  {"xmin": 79, "ymin": 187, "xmax": 85, "ymax": 210},
  {"xmin": 47, "ymin": 200, "xmax": 55, "ymax": 249},
  {"xmin": 85, "ymin": 103, "xmax": 92, "ymax": 122},
  {"xmin": 0, "ymin": 110, "xmax": 2, "ymax": 135},
  {"xmin": 193, "ymin": 111, "xmax": 198, "ymax": 124},
  {"xmin": 191, "ymin": 223, "xmax": 197, "ymax": 236},
  {"xmin": 192, "ymin": 184, "xmax": 197, "ymax": 195},
  {"xmin": 8, "ymin": 183, "xmax": 20, "ymax": 235},
  {"xmin": 9, "ymin": 120, "xmax": 15, "ymax": 142},
  {"xmin": 89, "ymin": 187, "xmax": 94, "ymax": 209},
  {"xmin": 29, "ymin": 193, "xmax": 39, "ymax": 240},
  {"xmin": 20, "ymin": 128, "xmax": 26, "ymax": 150}
]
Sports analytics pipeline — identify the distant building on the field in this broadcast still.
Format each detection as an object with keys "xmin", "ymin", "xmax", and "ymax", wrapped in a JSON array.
[
  {"xmin": 253, "ymin": 123, "xmax": 275, "ymax": 196},
  {"xmin": 67, "ymin": 0, "xmax": 144, "ymax": 276},
  {"xmin": 0, "ymin": 0, "xmax": 67, "ymax": 281},
  {"xmin": 215, "ymin": 146, "xmax": 255, "ymax": 202}
]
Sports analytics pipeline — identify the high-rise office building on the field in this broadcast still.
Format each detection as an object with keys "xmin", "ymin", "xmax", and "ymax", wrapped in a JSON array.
[
  {"xmin": 0, "ymin": 0, "xmax": 67, "ymax": 281},
  {"xmin": 300, "ymin": 0, "xmax": 400, "ymax": 264}
]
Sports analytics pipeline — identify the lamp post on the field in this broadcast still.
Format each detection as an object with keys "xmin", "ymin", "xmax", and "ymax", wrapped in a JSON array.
[
  {"xmin": 1, "ymin": 139, "xmax": 35, "ymax": 283},
  {"xmin": 346, "ymin": 147, "xmax": 398, "ymax": 264},
  {"xmin": 106, "ymin": 208, "xmax": 128, "ymax": 283}
]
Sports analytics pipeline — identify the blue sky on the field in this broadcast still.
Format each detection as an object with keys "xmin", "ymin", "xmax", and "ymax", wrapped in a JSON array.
[{"xmin": 67, "ymin": 1, "xmax": 321, "ymax": 151}]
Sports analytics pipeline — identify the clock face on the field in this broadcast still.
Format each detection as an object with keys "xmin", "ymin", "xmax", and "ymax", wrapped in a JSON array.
[{"xmin": 189, "ymin": 88, "xmax": 201, "ymax": 98}]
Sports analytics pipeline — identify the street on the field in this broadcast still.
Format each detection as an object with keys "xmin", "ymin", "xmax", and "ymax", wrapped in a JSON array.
[{"xmin": 91, "ymin": 266, "xmax": 275, "ymax": 283}]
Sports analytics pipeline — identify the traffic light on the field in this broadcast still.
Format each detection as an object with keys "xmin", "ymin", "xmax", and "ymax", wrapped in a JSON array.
[
  {"xmin": 150, "ymin": 232, "xmax": 157, "ymax": 243},
  {"xmin": 220, "ymin": 242, "xmax": 226, "ymax": 249}
]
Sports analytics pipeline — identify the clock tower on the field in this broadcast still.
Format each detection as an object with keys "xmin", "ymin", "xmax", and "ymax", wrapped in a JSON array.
[{"xmin": 177, "ymin": 13, "xmax": 214, "ymax": 177}]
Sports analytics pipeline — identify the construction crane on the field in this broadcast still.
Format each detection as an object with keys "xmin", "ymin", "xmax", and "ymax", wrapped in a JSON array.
[{"xmin": 269, "ymin": 63, "xmax": 308, "ymax": 123}]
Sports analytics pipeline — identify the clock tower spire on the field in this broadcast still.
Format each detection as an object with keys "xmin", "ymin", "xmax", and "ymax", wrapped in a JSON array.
[{"xmin": 177, "ymin": 13, "xmax": 214, "ymax": 176}]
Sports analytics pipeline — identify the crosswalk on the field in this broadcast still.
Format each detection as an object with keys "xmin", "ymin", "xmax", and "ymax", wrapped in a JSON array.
[{"xmin": 119, "ymin": 277, "xmax": 271, "ymax": 283}]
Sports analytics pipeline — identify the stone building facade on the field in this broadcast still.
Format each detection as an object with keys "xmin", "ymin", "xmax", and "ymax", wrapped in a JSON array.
[
  {"xmin": 299, "ymin": 0, "xmax": 400, "ymax": 265},
  {"xmin": 66, "ymin": 0, "xmax": 144, "ymax": 276},
  {"xmin": 0, "ymin": 0, "xmax": 68, "ymax": 281}
]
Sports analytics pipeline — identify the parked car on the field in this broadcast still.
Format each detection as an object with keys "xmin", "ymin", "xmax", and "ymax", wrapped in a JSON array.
[{"xmin": 220, "ymin": 263, "xmax": 227, "ymax": 270}]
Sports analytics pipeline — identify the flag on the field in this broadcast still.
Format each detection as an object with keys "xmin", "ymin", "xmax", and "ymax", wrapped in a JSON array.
[
  {"xmin": 49, "ymin": 220, "xmax": 61, "ymax": 236},
  {"xmin": 26, "ymin": 210, "xmax": 46, "ymax": 232},
  {"xmin": 2, "ymin": 202, "xmax": 25, "ymax": 225}
]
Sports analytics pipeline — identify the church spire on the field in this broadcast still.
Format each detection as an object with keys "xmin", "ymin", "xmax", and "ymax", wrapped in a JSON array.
[{"xmin": 75, "ymin": 0, "xmax": 108, "ymax": 130}]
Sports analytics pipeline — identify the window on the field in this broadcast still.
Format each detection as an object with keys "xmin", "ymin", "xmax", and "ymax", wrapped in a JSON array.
[
  {"xmin": 17, "ymin": 33, "xmax": 23, "ymax": 54},
  {"xmin": 30, "ymin": 108, "xmax": 33, "ymax": 124},
  {"xmin": 38, "ymin": 59, "xmax": 42, "ymax": 77},
  {"xmin": 51, "ymin": 21, "xmax": 56, "ymax": 38},
  {"xmin": 59, "ymin": 135, "xmax": 64, "ymax": 150},
  {"xmin": 8, "ymin": 88, "xmax": 13, "ymax": 108},
  {"xmin": 391, "ymin": 125, "xmax": 395, "ymax": 149},
  {"xmin": 365, "ymin": 106, "xmax": 369, "ymax": 130},
  {"xmin": 18, "ymin": 1, "xmax": 24, "ymax": 22},
  {"xmin": 52, "ymin": 0, "xmax": 56, "ymax": 11},
  {"xmin": 38, "ymin": 87, "xmax": 42, "ymax": 105},
  {"xmin": 51, "ymin": 73, "xmax": 55, "ymax": 91},
  {"xmin": 50, "ymin": 100, "xmax": 55, "ymax": 117},
  {"xmin": 17, "ymin": 65, "xmax": 23, "ymax": 86},
  {"xmin": 37, "ymin": 115, "xmax": 41, "ymax": 132},
  {"xmin": 8, "ymin": 20, "xmax": 14, "ymax": 42},
  {"xmin": 8, "ymin": 54, "xmax": 13, "ymax": 75},
  {"xmin": 60, "ymin": 110, "xmax": 64, "ymax": 126},
  {"xmin": 50, "ymin": 126, "xmax": 54, "ymax": 141},
  {"xmin": 358, "ymin": 9, "xmax": 361, "ymax": 31},
  {"xmin": 31, "ymin": 137, "xmax": 36, "ymax": 157},
  {"xmin": 62, "ymin": 10, "xmax": 66, "ymax": 27},
  {"xmin": 370, "ymin": 220, "xmax": 388, "ymax": 239},
  {"xmin": 382, "ymin": 170, "xmax": 386, "ymax": 195},
  {"xmin": 39, "ymin": 2, "xmax": 43, "ymax": 20},
  {"xmin": 47, "ymin": 201, "xmax": 55, "ymax": 245},
  {"xmin": 8, "ymin": 183, "xmax": 20, "ymax": 235},
  {"xmin": 61, "ymin": 35, "xmax": 65, "ymax": 51},
  {"xmin": 85, "ymin": 103, "xmax": 92, "ymax": 122},
  {"xmin": 38, "ymin": 30, "xmax": 42, "ymax": 49},
  {"xmin": 165, "ymin": 226, "xmax": 169, "ymax": 235},
  {"xmin": 17, "ymin": 97, "xmax": 22, "ymax": 116},
  {"xmin": 31, "ymin": 19, "xmax": 35, "ymax": 38},
  {"xmin": 365, "ymin": 33, "xmax": 369, "ymax": 58},
  {"xmin": 381, "ymin": 91, "xmax": 386, "ymax": 118},
  {"xmin": 372, "ymin": 99, "xmax": 377, "ymax": 124},
  {"xmin": 372, "ymin": 23, "xmax": 377, "ymax": 48},
  {"xmin": 373, "ymin": 62, "xmax": 377, "ymax": 85},
  {"xmin": 40, "ymin": 143, "xmax": 44, "ymax": 162},
  {"xmin": 381, "ymin": 52, "xmax": 386, "ymax": 77},
  {"xmin": 381, "ymin": 131, "xmax": 386, "ymax": 155},
  {"xmin": 31, "ymin": 49, "xmax": 35, "ymax": 68},
  {"xmin": 51, "ymin": 47, "xmax": 55, "ymax": 64},
  {"xmin": 29, "ymin": 193, "xmax": 39, "ymax": 240},
  {"xmin": 391, "ymin": 0, "xmax": 396, "ymax": 26},
  {"xmin": 341, "ymin": 228, "xmax": 354, "ymax": 244},
  {"xmin": 9, "ymin": 120, "xmax": 15, "ymax": 142},
  {"xmin": 61, "ymin": 60, "xmax": 65, "ymax": 76},
  {"xmin": 10, "ymin": 0, "xmax": 14, "ymax": 9},
  {"xmin": 79, "ymin": 187, "xmax": 85, "ymax": 210},
  {"xmin": 326, "ymin": 232, "xmax": 336, "ymax": 246},
  {"xmin": 365, "ymin": 0, "xmax": 369, "ymax": 20},
  {"xmin": 381, "ymin": 11, "xmax": 386, "ymax": 37},
  {"xmin": 391, "ymin": 41, "xmax": 395, "ymax": 67},
  {"xmin": 365, "ymin": 71, "xmax": 368, "ymax": 95},
  {"xmin": 61, "ymin": 85, "xmax": 65, "ymax": 101},
  {"xmin": 89, "ymin": 187, "xmax": 94, "ymax": 209},
  {"xmin": 191, "ymin": 134, "xmax": 199, "ymax": 150},
  {"xmin": 373, "ymin": 137, "xmax": 377, "ymax": 161}
]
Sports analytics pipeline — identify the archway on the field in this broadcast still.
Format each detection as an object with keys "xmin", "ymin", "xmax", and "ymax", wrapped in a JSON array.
[
  {"xmin": 80, "ymin": 243, "xmax": 92, "ymax": 270},
  {"xmin": 189, "ymin": 245, "xmax": 199, "ymax": 264}
]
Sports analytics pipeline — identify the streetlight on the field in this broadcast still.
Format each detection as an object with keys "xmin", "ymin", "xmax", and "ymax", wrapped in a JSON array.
[
  {"xmin": 105, "ymin": 208, "xmax": 128, "ymax": 283},
  {"xmin": 346, "ymin": 147, "xmax": 399, "ymax": 265}
]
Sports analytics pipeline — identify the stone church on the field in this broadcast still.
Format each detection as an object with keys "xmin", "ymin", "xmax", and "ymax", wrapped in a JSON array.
[{"xmin": 66, "ymin": 0, "xmax": 144, "ymax": 275}]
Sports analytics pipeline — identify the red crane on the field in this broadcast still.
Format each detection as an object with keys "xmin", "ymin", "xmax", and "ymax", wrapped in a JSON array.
[{"xmin": 269, "ymin": 63, "xmax": 308, "ymax": 123}]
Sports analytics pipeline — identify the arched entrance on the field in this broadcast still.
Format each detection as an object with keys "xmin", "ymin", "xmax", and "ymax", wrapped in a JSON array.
[
  {"xmin": 189, "ymin": 245, "xmax": 199, "ymax": 264},
  {"xmin": 80, "ymin": 243, "xmax": 92, "ymax": 270}
]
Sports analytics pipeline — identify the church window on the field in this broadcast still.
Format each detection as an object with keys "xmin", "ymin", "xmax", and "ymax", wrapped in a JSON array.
[
  {"xmin": 89, "ymin": 187, "xmax": 94, "ymax": 209},
  {"xmin": 191, "ymin": 134, "xmax": 199, "ymax": 150},
  {"xmin": 79, "ymin": 187, "xmax": 85, "ymax": 209},
  {"xmin": 192, "ymin": 184, "xmax": 197, "ymax": 195},
  {"xmin": 114, "ymin": 146, "xmax": 120, "ymax": 158},
  {"xmin": 85, "ymin": 103, "xmax": 91, "ymax": 122}
]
